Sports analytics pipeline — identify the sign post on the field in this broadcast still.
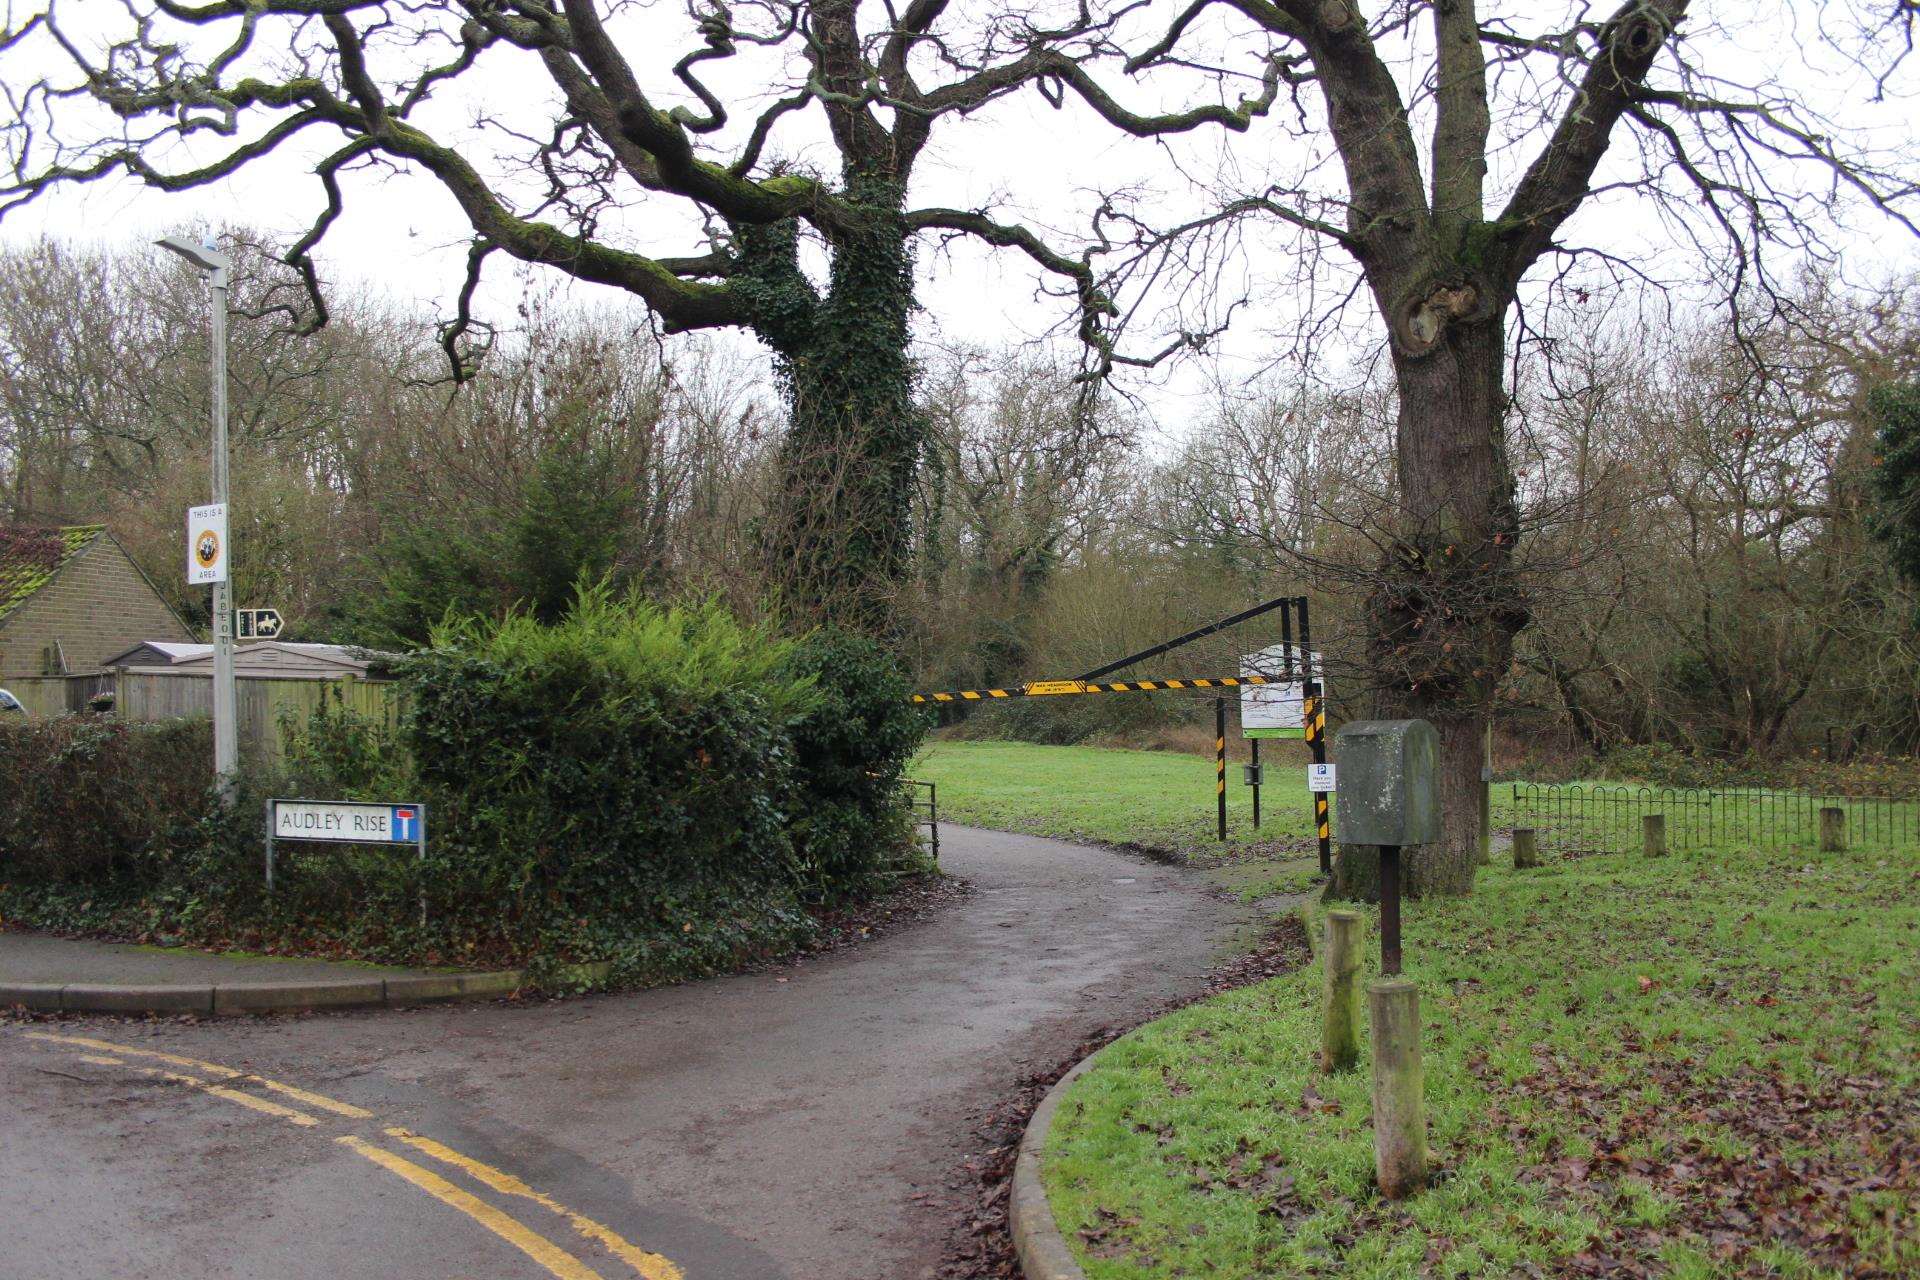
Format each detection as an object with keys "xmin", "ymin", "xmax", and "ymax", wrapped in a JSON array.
[
  {"xmin": 165, "ymin": 233, "xmax": 237, "ymax": 795},
  {"xmin": 1241, "ymin": 636, "xmax": 1331, "ymax": 872},
  {"xmin": 1247, "ymin": 738, "xmax": 1262, "ymax": 828},
  {"xmin": 187, "ymin": 495, "xmax": 236, "ymax": 793}
]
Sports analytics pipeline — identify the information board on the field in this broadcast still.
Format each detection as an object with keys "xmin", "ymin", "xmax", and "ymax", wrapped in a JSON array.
[{"xmin": 1240, "ymin": 645, "xmax": 1326, "ymax": 739}]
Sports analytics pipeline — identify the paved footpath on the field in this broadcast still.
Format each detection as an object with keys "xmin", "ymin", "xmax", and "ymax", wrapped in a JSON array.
[{"xmin": 0, "ymin": 826, "xmax": 1260, "ymax": 1280}]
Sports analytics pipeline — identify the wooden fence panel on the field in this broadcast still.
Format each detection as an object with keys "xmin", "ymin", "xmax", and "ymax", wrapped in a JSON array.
[
  {"xmin": 117, "ymin": 672, "xmax": 211, "ymax": 720},
  {"xmin": 63, "ymin": 672, "xmax": 401, "ymax": 769},
  {"xmin": 4, "ymin": 677, "xmax": 70, "ymax": 717}
]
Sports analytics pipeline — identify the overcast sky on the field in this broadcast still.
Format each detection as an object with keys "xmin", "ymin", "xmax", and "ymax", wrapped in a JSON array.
[{"xmin": 2, "ymin": 1, "xmax": 1915, "ymax": 439}]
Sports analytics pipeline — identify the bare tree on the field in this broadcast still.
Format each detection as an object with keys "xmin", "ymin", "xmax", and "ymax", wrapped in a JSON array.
[
  {"xmin": 0, "ymin": 0, "xmax": 1286, "ymax": 628},
  {"xmin": 908, "ymin": 346, "xmax": 1137, "ymax": 685},
  {"xmin": 1111, "ymin": 0, "xmax": 1920, "ymax": 892}
]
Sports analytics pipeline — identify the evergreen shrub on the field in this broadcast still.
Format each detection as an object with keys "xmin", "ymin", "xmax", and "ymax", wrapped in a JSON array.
[
  {"xmin": 397, "ymin": 592, "xmax": 822, "ymax": 982},
  {"xmin": 0, "ymin": 717, "xmax": 215, "ymax": 886},
  {"xmin": 0, "ymin": 591, "xmax": 932, "ymax": 985},
  {"xmin": 779, "ymin": 626, "xmax": 930, "ymax": 899}
]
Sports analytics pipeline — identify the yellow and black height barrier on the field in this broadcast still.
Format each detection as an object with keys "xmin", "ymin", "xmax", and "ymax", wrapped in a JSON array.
[
  {"xmin": 910, "ymin": 674, "xmax": 1274, "ymax": 704},
  {"xmin": 912, "ymin": 592, "xmax": 1330, "ymax": 866}
]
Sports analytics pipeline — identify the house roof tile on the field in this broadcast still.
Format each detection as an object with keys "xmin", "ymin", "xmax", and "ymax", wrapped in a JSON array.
[{"xmin": 0, "ymin": 524, "xmax": 105, "ymax": 623}]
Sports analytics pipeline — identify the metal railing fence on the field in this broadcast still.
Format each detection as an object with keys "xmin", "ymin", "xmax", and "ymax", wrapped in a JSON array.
[
  {"xmin": 1506, "ymin": 782, "xmax": 1920, "ymax": 856},
  {"xmin": 902, "ymin": 779, "xmax": 939, "ymax": 865}
]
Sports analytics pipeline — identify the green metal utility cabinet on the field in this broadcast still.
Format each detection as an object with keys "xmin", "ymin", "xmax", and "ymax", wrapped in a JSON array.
[{"xmin": 1333, "ymin": 719, "xmax": 1442, "ymax": 847}]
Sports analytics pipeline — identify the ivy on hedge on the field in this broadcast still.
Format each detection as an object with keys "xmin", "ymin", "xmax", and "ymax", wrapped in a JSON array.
[{"xmin": 0, "ymin": 589, "xmax": 931, "ymax": 987}]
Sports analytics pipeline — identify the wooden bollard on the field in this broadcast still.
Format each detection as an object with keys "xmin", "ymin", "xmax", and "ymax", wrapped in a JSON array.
[
  {"xmin": 1819, "ymin": 806, "xmax": 1846, "ymax": 853},
  {"xmin": 1368, "ymin": 978, "xmax": 1428, "ymax": 1199},
  {"xmin": 1512, "ymin": 828, "xmax": 1539, "ymax": 869},
  {"xmin": 1320, "ymin": 909, "xmax": 1364, "ymax": 1073},
  {"xmin": 1643, "ymin": 813, "xmax": 1667, "ymax": 858}
]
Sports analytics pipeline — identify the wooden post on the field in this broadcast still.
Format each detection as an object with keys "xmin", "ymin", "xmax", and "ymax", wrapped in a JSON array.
[
  {"xmin": 1368, "ymin": 978, "xmax": 1428, "ymax": 1199},
  {"xmin": 1512, "ymin": 827, "xmax": 1539, "ymax": 869},
  {"xmin": 1320, "ymin": 909, "xmax": 1364, "ymax": 1073},
  {"xmin": 1642, "ymin": 813, "xmax": 1667, "ymax": 858},
  {"xmin": 1819, "ymin": 806, "xmax": 1846, "ymax": 853}
]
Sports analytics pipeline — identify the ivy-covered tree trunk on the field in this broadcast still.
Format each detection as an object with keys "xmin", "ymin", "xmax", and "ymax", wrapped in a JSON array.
[{"xmin": 757, "ymin": 176, "xmax": 921, "ymax": 631}]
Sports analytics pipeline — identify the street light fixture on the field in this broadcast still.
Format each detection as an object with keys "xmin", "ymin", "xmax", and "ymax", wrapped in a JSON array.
[{"xmin": 157, "ymin": 234, "xmax": 237, "ymax": 793}]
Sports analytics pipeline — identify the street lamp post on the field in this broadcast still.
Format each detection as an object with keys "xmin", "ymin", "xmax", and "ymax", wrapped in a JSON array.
[{"xmin": 158, "ymin": 234, "xmax": 237, "ymax": 792}]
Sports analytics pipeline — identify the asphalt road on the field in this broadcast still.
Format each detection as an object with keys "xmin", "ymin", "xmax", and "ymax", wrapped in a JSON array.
[{"xmin": 0, "ymin": 826, "xmax": 1261, "ymax": 1280}]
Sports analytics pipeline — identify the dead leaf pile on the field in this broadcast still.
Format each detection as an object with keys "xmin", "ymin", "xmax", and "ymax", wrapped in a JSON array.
[{"xmin": 1484, "ymin": 1047, "xmax": 1919, "ymax": 1278}]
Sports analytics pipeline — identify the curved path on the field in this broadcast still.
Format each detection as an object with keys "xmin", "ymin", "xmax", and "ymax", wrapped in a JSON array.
[{"xmin": 0, "ymin": 827, "xmax": 1259, "ymax": 1280}]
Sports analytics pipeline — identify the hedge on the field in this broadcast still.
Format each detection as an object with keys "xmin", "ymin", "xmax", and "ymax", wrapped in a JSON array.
[
  {"xmin": 0, "ymin": 592, "xmax": 930, "ymax": 986},
  {"xmin": 0, "ymin": 717, "xmax": 217, "ymax": 887}
]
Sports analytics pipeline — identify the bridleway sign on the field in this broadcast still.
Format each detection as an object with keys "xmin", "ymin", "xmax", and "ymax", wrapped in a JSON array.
[{"xmin": 237, "ymin": 608, "xmax": 283, "ymax": 640}]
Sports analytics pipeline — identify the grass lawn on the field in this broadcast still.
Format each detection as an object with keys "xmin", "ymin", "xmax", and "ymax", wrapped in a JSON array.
[
  {"xmin": 1041, "ymin": 840, "xmax": 1920, "ymax": 1278},
  {"xmin": 914, "ymin": 739, "xmax": 1327, "ymax": 871}
]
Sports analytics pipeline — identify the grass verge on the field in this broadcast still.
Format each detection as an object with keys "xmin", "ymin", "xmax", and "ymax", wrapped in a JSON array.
[
  {"xmin": 914, "ymin": 739, "xmax": 1323, "ymax": 865},
  {"xmin": 1040, "ymin": 841, "xmax": 1919, "ymax": 1279}
]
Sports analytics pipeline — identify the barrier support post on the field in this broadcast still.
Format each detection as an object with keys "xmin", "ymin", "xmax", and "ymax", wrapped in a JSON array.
[
  {"xmin": 1250, "ymin": 737, "xmax": 1262, "ymax": 829},
  {"xmin": 1215, "ymin": 697, "xmax": 1228, "ymax": 842}
]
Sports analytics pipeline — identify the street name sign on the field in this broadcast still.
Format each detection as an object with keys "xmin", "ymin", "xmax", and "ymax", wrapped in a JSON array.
[
  {"xmin": 237, "ymin": 608, "xmax": 284, "ymax": 640},
  {"xmin": 265, "ymin": 799, "xmax": 427, "ymax": 893},
  {"xmin": 186, "ymin": 503, "xmax": 229, "ymax": 584},
  {"xmin": 273, "ymin": 801, "xmax": 424, "ymax": 843}
]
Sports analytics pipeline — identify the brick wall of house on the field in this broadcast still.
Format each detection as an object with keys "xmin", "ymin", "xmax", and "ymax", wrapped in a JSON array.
[{"xmin": 0, "ymin": 537, "xmax": 193, "ymax": 679}]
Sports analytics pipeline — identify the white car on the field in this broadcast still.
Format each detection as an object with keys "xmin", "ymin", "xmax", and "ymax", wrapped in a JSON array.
[{"xmin": 0, "ymin": 688, "xmax": 24, "ymax": 715}]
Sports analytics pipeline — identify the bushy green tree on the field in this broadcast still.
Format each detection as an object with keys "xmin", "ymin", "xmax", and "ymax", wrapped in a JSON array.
[
  {"xmin": 1869, "ymin": 381, "xmax": 1920, "ymax": 590},
  {"xmin": 351, "ymin": 435, "xmax": 651, "ymax": 645}
]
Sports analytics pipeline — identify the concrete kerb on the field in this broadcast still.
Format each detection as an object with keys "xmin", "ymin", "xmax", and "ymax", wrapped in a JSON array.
[
  {"xmin": 0, "ymin": 971, "xmax": 525, "ymax": 1016},
  {"xmin": 0, "ymin": 983, "xmax": 74, "ymax": 1013},
  {"xmin": 1010, "ymin": 1046, "xmax": 1109, "ymax": 1280}
]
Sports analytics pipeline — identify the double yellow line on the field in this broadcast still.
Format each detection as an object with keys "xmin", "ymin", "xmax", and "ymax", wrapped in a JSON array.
[{"xmin": 22, "ymin": 1031, "xmax": 681, "ymax": 1280}]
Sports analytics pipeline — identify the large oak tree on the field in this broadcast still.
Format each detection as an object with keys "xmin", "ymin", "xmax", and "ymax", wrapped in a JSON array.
[{"xmin": 1120, "ymin": 0, "xmax": 1918, "ymax": 893}]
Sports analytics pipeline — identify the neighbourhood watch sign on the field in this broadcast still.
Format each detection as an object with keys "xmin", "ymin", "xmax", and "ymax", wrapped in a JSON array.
[{"xmin": 186, "ymin": 503, "xmax": 229, "ymax": 585}]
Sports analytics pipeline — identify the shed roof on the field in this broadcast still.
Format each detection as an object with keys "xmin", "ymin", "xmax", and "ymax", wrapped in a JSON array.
[
  {"xmin": 103, "ymin": 639, "xmax": 392, "ymax": 678},
  {"xmin": 0, "ymin": 525, "xmax": 105, "ymax": 624}
]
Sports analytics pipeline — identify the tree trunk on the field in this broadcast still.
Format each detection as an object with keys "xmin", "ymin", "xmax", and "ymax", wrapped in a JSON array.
[
  {"xmin": 1339, "ymin": 314, "xmax": 1522, "ymax": 899},
  {"xmin": 757, "ymin": 175, "xmax": 920, "ymax": 632}
]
